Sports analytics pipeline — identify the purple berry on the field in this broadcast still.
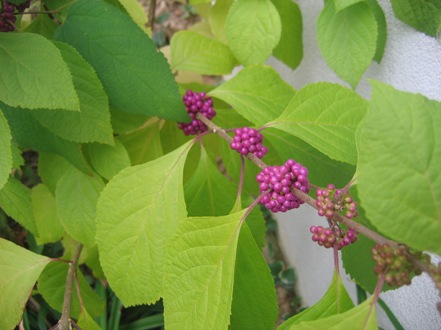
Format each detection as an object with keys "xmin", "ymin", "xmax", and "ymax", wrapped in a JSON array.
[
  {"xmin": 256, "ymin": 159, "xmax": 309, "ymax": 213},
  {"xmin": 230, "ymin": 126, "xmax": 268, "ymax": 159},
  {"xmin": 177, "ymin": 90, "xmax": 216, "ymax": 135}
]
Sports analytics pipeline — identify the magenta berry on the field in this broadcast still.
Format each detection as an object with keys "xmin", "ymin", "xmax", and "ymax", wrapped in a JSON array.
[
  {"xmin": 230, "ymin": 127, "xmax": 268, "ymax": 158},
  {"xmin": 0, "ymin": 0, "xmax": 17, "ymax": 32},
  {"xmin": 256, "ymin": 159, "xmax": 309, "ymax": 213},
  {"xmin": 316, "ymin": 184, "xmax": 358, "ymax": 220},
  {"xmin": 178, "ymin": 90, "xmax": 216, "ymax": 135},
  {"xmin": 309, "ymin": 225, "xmax": 357, "ymax": 249}
]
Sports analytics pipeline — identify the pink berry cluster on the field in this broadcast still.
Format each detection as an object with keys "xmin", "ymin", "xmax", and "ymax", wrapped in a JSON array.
[
  {"xmin": 0, "ymin": 0, "xmax": 30, "ymax": 32},
  {"xmin": 371, "ymin": 244, "xmax": 422, "ymax": 287},
  {"xmin": 309, "ymin": 225, "xmax": 358, "ymax": 249},
  {"xmin": 256, "ymin": 159, "xmax": 309, "ymax": 213},
  {"xmin": 316, "ymin": 184, "xmax": 358, "ymax": 220},
  {"xmin": 230, "ymin": 127, "xmax": 268, "ymax": 159},
  {"xmin": 178, "ymin": 90, "xmax": 216, "ymax": 136}
]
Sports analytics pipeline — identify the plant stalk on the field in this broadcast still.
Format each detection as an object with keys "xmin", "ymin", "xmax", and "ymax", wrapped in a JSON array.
[{"xmin": 59, "ymin": 243, "xmax": 83, "ymax": 330}]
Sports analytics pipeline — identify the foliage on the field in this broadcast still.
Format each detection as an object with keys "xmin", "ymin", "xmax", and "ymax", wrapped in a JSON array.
[{"xmin": 0, "ymin": 0, "xmax": 440, "ymax": 329}]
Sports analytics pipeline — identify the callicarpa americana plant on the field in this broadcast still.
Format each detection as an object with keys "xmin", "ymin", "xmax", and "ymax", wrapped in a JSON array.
[{"xmin": 0, "ymin": 0, "xmax": 440, "ymax": 329}]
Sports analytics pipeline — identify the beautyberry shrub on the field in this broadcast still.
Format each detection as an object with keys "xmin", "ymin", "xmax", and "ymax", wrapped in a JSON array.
[
  {"xmin": 309, "ymin": 225, "xmax": 358, "ymax": 249},
  {"xmin": 0, "ymin": 0, "xmax": 30, "ymax": 32},
  {"xmin": 371, "ymin": 244, "xmax": 423, "ymax": 287},
  {"xmin": 316, "ymin": 184, "xmax": 358, "ymax": 220},
  {"xmin": 256, "ymin": 159, "xmax": 309, "ymax": 213},
  {"xmin": 178, "ymin": 90, "xmax": 216, "ymax": 135},
  {"xmin": 230, "ymin": 127, "xmax": 268, "ymax": 158}
]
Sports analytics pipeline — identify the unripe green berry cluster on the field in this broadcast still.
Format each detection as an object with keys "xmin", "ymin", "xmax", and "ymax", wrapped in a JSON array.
[
  {"xmin": 316, "ymin": 184, "xmax": 358, "ymax": 220},
  {"xmin": 371, "ymin": 244, "xmax": 422, "ymax": 288},
  {"xmin": 309, "ymin": 225, "xmax": 358, "ymax": 249}
]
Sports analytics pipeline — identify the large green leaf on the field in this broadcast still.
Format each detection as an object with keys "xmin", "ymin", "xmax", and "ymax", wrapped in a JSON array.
[
  {"xmin": 269, "ymin": 83, "xmax": 367, "ymax": 165},
  {"xmin": 38, "ymin": 152, "xmax": 71, "ymax": 194},
  {"xmin": 226, "ymin": 0, "xmax": 281, "ymax": 66},
  {"xmin": 357, "ymin": 82, "xmax": 441, "ymax": 254},
  {"xmin": 0, "ymin": 239, "xmax": 51, "ymax": 330},
  {"xmin": 209, "ymin": 0, "xmax": 233, "ymax": 44},
  {"xmin": 37, "ymin": 262, "xmax": 104, "ymax": 318},
  {"xmin": 1, "ymin": 104, "xmax": 91, "ymax": 173},
  {"xmin": 31, "ymin": 184, "xmax": 64, "ymax": 245},
  {"xmin": 170, "ymin": 30, "xmax": 238, "ymax": 75},
  {"xmin": 184, "ymin": 146, "xmax": 237, "ymax": 216},
  {"xmin": 96, "ymin": 141, "xmax": 192, "ymax": 305},
  {"xmin": 56, "ymin": 166, "xmax": 105, "ymax": 247},
  {"xmin": 209, "ymin": 65, "xmax": 295, "ymax": 126},
  {"xmin": 0, "ymin": 111, "xmax": 12, "ymax": 190},
  {"xmin": 271, "ymin": 0, "xmax": 303, "ymax": 70},
  {"xmin": 391, "ymin": 0, "xmax": 441, "ymax": 37},
  {"xmin": 317, "ymin": 1, "xmax": 377, "ymax": 88},
  {"xmin": 280, "ymin": 297, "xmax": 376, "ymax": 330},
  {"xmin": 367, "ymin": 0, "xmax": 387, "ymax": 63},
  {"xmin": 54, "ymin": 0, "xmax": 188, "ymax": 122},
  {"xmin": 333, "ymin": 0, "xmax": 365, "ymax": 11},
  {"xmin": 87, "ymin": 138, "xmax": 131, "ymax": 180},
  {"xmin": 0, "ymin": 176, "xmax": 36, "ymax": 234},
  {"xmin": 118, "ymin": 119, "xmax": 164, "ymax": 165},
  {"xmin": 230, "ymin": 222, "xmax": 278, "ymax": 330},
  {"xmin": 164, "ymin": 210, "xmax": 245, "ymax": 330},
  {"xmin": 0, "ymin": 33, "xmax": 79, "ymax": 111},
  {"xmin": 265, "ymin": 128, "xmax": 355, "ymax": 188},
  {"xmin": 32, "ymin": 42, "xmax": 113, "ymax": 145},
  {"xmin": 24, "ymin": 13, "xmax": 58, "ymax": 39},
  {"xmin": 279, "ymin": 272, "xmax": 354, "ymax": 329}
]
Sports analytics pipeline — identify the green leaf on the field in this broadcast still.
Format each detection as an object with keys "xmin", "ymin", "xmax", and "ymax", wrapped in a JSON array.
[
  {"xmin": 271, "ymin": 0, "xmax": 303, "ymax": 70},
  {"xmin": 391, "ymin": 0, "xmax": 441, "ymax": 37},
  {"xmin": 265, "ymin": 129, "xmax": 355, "ymax": 188},
  {"xmin": 37, "ymin": 262, "xmax": 104, "ymax": 318},
  {"xmin": 77, "ymin": 308, "xmax": 102, "ymax": 330},
  {"xmin": 0, "ymin": 111, "xmax": 12, "ymax": 190},
  {"xmin": 0, "ymin": 238, "xmax": 51, "ymax": 330},
  {"xmin": 230, "ymin": 223, "xmax": 278, "ymax": 330},
  {"xmin": 119, "ymin": 0, "xmax": 149, "ymax": 34},
  {"xmin": 0, "ymin": 176, "xmax": 36, "ymax": 234},
  {"xmin": 54, "ymin": 0, "xmax": 188, "ymax": 122},
  {"xmin": 56, "ymin": 166, "xmax": 105, "ymax": 247},
  {"xmin": 96, "ymin": 141, "xmax": 192, "ymax": 305},
  {"xmin": 317, "ymin": 1, "xmax": 377, "ymax": 88},
  {"xmin": 333, "ymin": 0, "xmax": 365, "ymax": 11},
  {"xmin": 164, "ymin": 210, "xmax": 245, "ymax": 329},
  {"xmin": 110, "ymin": 106, "xmax": 151, "ymax": 134},
  {"xmin": 118, "ymin": 119, "xmax": 164, "ymax": 165},
  {"xmin": 31, "ymin": 184, "xmax": 64, "ymax": 245},
  {"xmin": 357, "ymin": 81, "xmax": 441, "ymax": 254},
  {"xmin": 226, "ymin": 0, "xmax": 281, "ymax": 66},
  {"xmin": 209, "ymin": 65, "xmax": 295, "ymax": 126},
  {"xmin": 269, "ymin": 83, "xmax": 367, "ymax": 165},
  {"xmin": 367, "ymin": 0, "xmax": 387, "ymax": 63},
  {"xmin": 24, "ymin": 14, "xmax": 58, "ymax": 39},
  {"xmin": 184, "ymin": 146, "xmax": 237, "ymax": 216},
  {"xmin": 10, "ymin": 142, "xmax": 23, "ymax": 169},
  {"xmin": 0, "ymin": 33, "xmax": 79, "ymax": 111},
  {"xmin": 87, "ymin": 138, "xmax": 131, "ymax": 180},
  {"xmin": 38, "ymin": 152, "xmax": 71, "ymax": 194},
  {"xmin": 170, "ymin": 30, "xmax": 238, "ymax": 75},
  {"xmin": 279, "ymin": 272, "xmax": 354, "ymax": 328},
  {"xmin": 1, "ymin": 105, "xmax": 91, "ymax": 173},
  {"xmin": 209, "ymin": 0, "xmax": 233, "ymax": 44},
  {"xmin": 280, "ymin": 296, "xmax": 376, "ymax": 330},
  {"xmin": 32, "ymin": 42, "xmax": 113, "ymax": 145}
]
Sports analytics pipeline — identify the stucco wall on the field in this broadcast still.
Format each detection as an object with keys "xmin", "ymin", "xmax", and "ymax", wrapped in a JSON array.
[{"xmin": 268, "ymin": 1, "xmax": 441, "ymax": 329}]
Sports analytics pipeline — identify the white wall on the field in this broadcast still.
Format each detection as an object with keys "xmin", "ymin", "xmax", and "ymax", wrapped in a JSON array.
[{"xmin": 268, "ymin": 1, "xmax": 441, "ymax": 329}]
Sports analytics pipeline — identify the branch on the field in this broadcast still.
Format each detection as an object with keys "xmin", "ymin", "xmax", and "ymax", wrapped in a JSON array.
[{"xmin": 59, "ymin": 243, "xmax": 83, "ymax": 330}]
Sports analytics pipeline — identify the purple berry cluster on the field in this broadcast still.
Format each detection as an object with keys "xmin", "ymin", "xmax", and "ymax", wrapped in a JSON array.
[
  {"xmin": 178, "ymin": 90, "xmax": 216, "ymax": 136},
  {"xmin": 230, "ymin": 127, "xmax": 268, "ymax": 159},
  {"xmin": 256, "ymin": 159, "xmax": 309, "ymax": 213},
  {"xmin": 309, "ymin": 225, "xmax": 358, "ymax": 249},
  {"xmin": 316, "ymin": 184, "xmax": 358, "ymax": 220},
  {"xmin": 371, "ymin": 244, "xmax": 422, "ymax": 287},
  {"xmin": 0, "ymin": 0, "xmax": 30, "ymax": 32}
]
